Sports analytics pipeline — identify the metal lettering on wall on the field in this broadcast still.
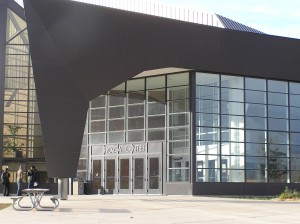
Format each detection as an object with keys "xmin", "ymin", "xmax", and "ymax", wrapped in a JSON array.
[{"xmin": 104, "ymin": 144, "xmax": 147, "ymax": 154}]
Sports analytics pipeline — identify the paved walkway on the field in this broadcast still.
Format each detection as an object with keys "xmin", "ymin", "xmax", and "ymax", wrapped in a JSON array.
[{"xmin": 0, "ymin": 194, "xmax": 300, "ymax": 224}]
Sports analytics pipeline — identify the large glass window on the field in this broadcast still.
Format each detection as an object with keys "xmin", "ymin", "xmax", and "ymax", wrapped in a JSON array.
[{"xmin": 195, "ymin": 72, "xmax": 298, "ymax": 183}]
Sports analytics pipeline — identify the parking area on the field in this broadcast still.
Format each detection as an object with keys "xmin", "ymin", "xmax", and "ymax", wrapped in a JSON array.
[{"xmin": 0, "ymin": 195, "xmax": 300, "ymax": 224}]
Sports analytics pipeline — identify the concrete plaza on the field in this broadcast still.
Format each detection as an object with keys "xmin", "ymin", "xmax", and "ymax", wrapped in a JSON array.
[{"xmin": 0, "ymin": 194, "xmax": 300, "ymax": 224}]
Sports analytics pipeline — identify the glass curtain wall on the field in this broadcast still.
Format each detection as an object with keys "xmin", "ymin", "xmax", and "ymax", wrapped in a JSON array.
[
  {"xmin": 2, "ymin": 9, "xmax": 47, "ymax": 183},
  {"xmin": 195, "ymin": 72, "xmax": 300, "ymax": 183},
  {"xmin": 82, "ymin": 73, "xmax": 191, "ymax": 183}
]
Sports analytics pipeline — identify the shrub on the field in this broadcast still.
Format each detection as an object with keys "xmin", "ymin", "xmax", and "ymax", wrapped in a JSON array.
[{"xmin": 278, "ymin": 186, "xmax": 300, "ymax": 200}]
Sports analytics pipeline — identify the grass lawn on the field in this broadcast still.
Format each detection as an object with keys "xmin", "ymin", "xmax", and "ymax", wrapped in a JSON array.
[{"xmin": 0, "ymin": 204, "xmax": 10, "ymax": 210}]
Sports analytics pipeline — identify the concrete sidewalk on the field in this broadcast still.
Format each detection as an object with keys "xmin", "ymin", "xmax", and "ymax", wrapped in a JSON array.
[{"xmin": 0, "ymin": 194, "xmax": 300, "ymax": 224}]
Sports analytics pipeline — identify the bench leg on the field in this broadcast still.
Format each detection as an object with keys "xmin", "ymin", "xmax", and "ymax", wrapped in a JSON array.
[
  {"xmin": 12, "ymin": 198, "xmax": 33, "ymax": 211},
  {"xmin": 37, "ymin": 198, "xmax": 59, "ymax": 211}
]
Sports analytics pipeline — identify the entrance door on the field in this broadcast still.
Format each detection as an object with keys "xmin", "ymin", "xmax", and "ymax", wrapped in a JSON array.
[
  {"xmin": 132, "ymin": 156, "xmax": 146, "ymax": 194},
  {"xmin": 104, "ymin": 157, "xmax": 117, "ymax": 194},
  {"xmin": 118, "ymin": 156, "xmax": 131, "ymax": 194},
  {"xmin": 92, "ymin": 160, "xmax": 103, "ymax": 193},
  {"xmin": 147, "ymin": 155, "xmax": 162, "ymax": 194}
]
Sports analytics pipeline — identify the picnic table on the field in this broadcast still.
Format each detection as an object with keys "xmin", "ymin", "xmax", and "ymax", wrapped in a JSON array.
[{"xmin": 11, "ymin": 188, "xmax": 59, "ymax": 211}]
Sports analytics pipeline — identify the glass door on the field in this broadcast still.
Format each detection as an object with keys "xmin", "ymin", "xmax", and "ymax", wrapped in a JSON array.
[
  {"xmin": 132, "ymin": 156, "xmax": 146, "ymax": 194},
  {"xmin": 92, "ymin": 159, "xmax": 103, "ymax": 194},
  {"xmin": 147, "ymin": 155, "xmax": 162, "ymax": 194},
  {"xmin": 105, "ymin": 157, "xmax": 117, "ymax": 194},
  {"xmin": 118, "ymin": 156, "xmax": 131, "ymax": 194}
]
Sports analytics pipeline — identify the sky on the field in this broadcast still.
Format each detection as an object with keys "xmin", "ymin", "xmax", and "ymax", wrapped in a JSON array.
[
  {"xmin": 158, "ymin": 0, "xmax": 300, "ymax": 39},
  {"xmin": 16, "ymin": 0, "xmax": 300, "ymax": 39}
]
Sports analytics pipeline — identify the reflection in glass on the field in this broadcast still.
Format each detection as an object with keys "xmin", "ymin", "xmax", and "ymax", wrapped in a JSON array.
[
  {"xmin": 245, "ymin": 78, "xmax": 266, "ymax": 91},
  {"xmin": 246, "ymin": 130, "xmax": 266, "ymax": 143},
  {"xmin": 169, "ymin": 113, "xmax": 189, "ymax": 126},
  {"xmin": 268, "ymin": 80, "xmax": 288, "ymax": 93},
  {"xmin": 196, "ymin": 169, "xmax": 220, "ymax": 182},
  {"xmin": 196, "ymin": 155, "xmax": 220, "ymax": 169},
  {"xmin": 221, "ymin": 129, "xmax": 244, "ymax": 142},
  {"xmin": 196, "ymin": 141, "xmax": 219, "ymax": 154},
  {"xmin": 246, "ymin": 169, "xmax": 267, "ymax": 183},
  {"xmin": 109, "ymin": 106, "xmax": 124, "ymax": 119},
  {"xmin": 128, "ymin": 91, "xmax": 145, "ymax": 104},
  {"xmin": 221, "ymin": 142, "xmax": 244, "ymax": 155},
  {"xmin": 134, "ymin": 158, "xmax": 144, "ymax": 189},
  {"xmin": 221, "ymin": 156, "xmax": 244, "ymax": 169},
  {"xmin": 290, "ymin": 146, "xmax": 300, "ymax": 158},
  {"xmin": 148, "ymin": 129, "xmax": 165, "ymax": 141},
  {"xmin": 168, "ymin": 86, "xmax": 189, "ymax": 100},
  {"xmin": 268, "ymin": 118, "xmax": 288, "ymax": 131},
  {"xmin": 246, "ymin": 143, "xmax": 266, "ymax": 156},
  {"xmin": 149, "ymin": 158, "xmax": 159, "ymax": 189},
  {"xmin": 290, "ymin": 82, "xmax": 300, "ymax": 94},
  {"xmin": 128, "ymin": 118, "xmax": 144, "ymax": 130},
  {"xmin": 196, "ymin": 99, "xmax": 219, "ymax": 113},
  {"xmin": 290, "ymin": 107, "xmax": 300, "ymax": 120},
  {"xmin": 290, "ymin": 95, "xmax": 300, "ymax": 107},
  {"xmin": 109, "ymin": 93, "xmax": 125, "ymax": 106},
  {"xmin": 221, "ymin": 101, "xmax": 244, "ymax": 115},
  {"xmin": 246, "ymin": 117, "xmax": 266, "ymax": 130},
  {"xmin": 91, "ymin": 96, "xmax": 106, "ymax": 108},
  {"xmin": 268, "ymin": 132, "xmax": 288, "ymax": 145},
  {"xmin": 221, "ymin": 115, "xmax": 244, "ymax": 129},
  {"xmin": 106, "ymin": 159, "xmax": 115, "ymax": 190},
  {"xmin": 197, "ymin": 113, "xmax": 219, "ymax": 127},
  {"xmin": 168, "ymin": 100, "xmax": 189, "ymax": 113},
  {"xmin": 147, "ymin": 89, "xmax": 165, "ymax": 102},
  {"xmin": 196, "ymin": 73, "xmax": 219, "ymax": 86},
  {"xmin": 169, "ymin": 169, "xmax": 189, "ymax": 182},
  {"xmin": 168, "ymin": 128, "xmax": 189, "ymax": 141},
  {"xmin": 221, "ymin": 88, "xmax": 244, "ymax": 102},
  {"xmin": 221, "ymin": 75, "xmax": 244, "ymax": 89},
  {"xmin": 268, "ymin": 92, "xmax": 288, "ymax": 106},
  {"xmin": 148, "ymin": 116, "xmax": 165, "ymax": 128},
  {"xmin": 148, "ymin": 102, "xmax": 165, "ymax": 115},
  {"xmin": 196, "ymin": 127, "xmax": 219, "ymax": 141},
  {"xmin": 91, "ymin": 121, "xmax": 105, "ymax": 132},
  {"xmin": 128, "ymin": 104, "xmax": 144, "ymax": 117},
  {"xmin": 268, "ymin": 105, "xmax": 288, "ymax": 119},
  {"xmin": 246, "ymin": 156, "xmax": 267, "ymax": 170},
  {"xmin": 196, "ymin": 86, "xmax": 219, "ymax": 100},
  {"xmin": 108, "ymin": 132, "xmax": 124, "ymax": 143},
  {"xmin": 268, "ymin": 144, "xmax": 289, "ymax": 158},
  {"xmin": 93, "ymin": 160, "xmax": 102, "ymax": 190},
  {"xmin": 91, "ymin": 108, "xmax": 105, "ymax": 120},
  {"xmin": 291, "ymin": 170, "xmax": 300, "ymax": 183},
  {"xmin": 245, "ymin": 90, "xmax": 266, "ymax": 104},
  {"xmin": 109, "ymin": 120, "xmax": 124, "ymax": 131},
  {"xmin": 245, "ymin": 103, "xmax": 266, "ymax": 117},
  {"xmin": 127, "ymin": 130, "xmax": 144, "ymax": 142},
  {"xmin": 120, "ymin": 159, "xmax": 130, "ymax": 189},
  {"xmin": 291, "ymin": 158, "xmax": 300, "ymax": 170},
  {"xmin": 222, "ymin": 169, "xmax": 244, "ymax": 182},
  {"xmin": 168, "ymin": 141, "xmax": 189, "ymax": 154}
]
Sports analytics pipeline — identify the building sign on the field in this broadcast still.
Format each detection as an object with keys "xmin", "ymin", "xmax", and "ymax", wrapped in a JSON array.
[{"xmin": 104, "ymin": 143, "xmax": 147, "ymax": 154}]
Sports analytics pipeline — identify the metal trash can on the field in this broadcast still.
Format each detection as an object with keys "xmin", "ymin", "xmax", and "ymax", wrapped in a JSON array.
[{"xmin": 58, "ymin": 178, "xmax": 69, "ymax": 200}]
